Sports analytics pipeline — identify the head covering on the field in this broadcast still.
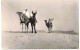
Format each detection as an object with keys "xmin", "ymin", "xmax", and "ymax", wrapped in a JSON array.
[{"xmin": 25, "ymin": 9, "xmax": 27, "ymax": 11}]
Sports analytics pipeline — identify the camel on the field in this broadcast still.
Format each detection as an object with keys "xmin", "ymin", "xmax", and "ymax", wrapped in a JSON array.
[
  {"xmin": 44, "ymin": 18, "xmax": 54, "ymax": 33},
  {"xmin": 29, "ymin": 11, "xmax": 37, "ymax": 33},
  {"xmin": 17, "ymin": 11, "xmax": 37, "ymax": 33},
  {"xmin": 16, "ymin": 12, "xmax": 29, "ymax": 32}
]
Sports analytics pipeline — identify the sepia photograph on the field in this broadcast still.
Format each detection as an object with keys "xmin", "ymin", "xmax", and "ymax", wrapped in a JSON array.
[{"xmin": 1, "ymin": 0, "xmax": 79, "ymax": 49}]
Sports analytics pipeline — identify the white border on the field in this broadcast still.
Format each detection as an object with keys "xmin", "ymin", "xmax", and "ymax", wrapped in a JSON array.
[
  {"xmin": 78, "ymin": 0, "xmax": 80, "ymax": 49},
  {"xmin": 0, "ymin": 0, "xmax": 1, "ymax": 50},
  {"xmin": 0, "ymin": 0, "xmax": 79, "ymax": 50}
]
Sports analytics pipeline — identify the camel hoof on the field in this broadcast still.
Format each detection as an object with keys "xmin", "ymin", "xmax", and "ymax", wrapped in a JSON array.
[
  {"xmin": 35, "ymin": 32, "xmax": 37, "ymax": 33},
  {"xmin": 48, "ymin": 32, "xmax": 50, "ymax": 33}
]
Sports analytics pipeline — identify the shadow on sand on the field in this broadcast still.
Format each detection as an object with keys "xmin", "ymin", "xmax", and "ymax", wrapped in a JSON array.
[
  {"xmin": 51, "ymin": 30, "xmax": 78, "ymax": 35},
  {"xmin": 4, "ymin": 30, "xmax": 78, "ymax": 35}
]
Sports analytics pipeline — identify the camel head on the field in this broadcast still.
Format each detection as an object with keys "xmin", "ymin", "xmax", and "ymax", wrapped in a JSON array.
[
  {"xmin": 32, "ymin": 10, "xmax": 37, "ymax": 17},
  {"xmin": 44, "ymin": 20, "xmax": 48, "ymax": 24},
  {"xmin": 49, "ymin": 18, "xmax": 54, "ymax": 21},
  {"xmin": 16, "ymin": 11, "xmax": 23, "ymax": 16},
  {"xmin": 16, "ymin": 11, "xmax": 25, "ymax": 24}
]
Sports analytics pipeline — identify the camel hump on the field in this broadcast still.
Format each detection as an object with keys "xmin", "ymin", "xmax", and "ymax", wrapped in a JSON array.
[{"xmin": 22, "ymin": 14, "xmax": 29, "ymax": 23}]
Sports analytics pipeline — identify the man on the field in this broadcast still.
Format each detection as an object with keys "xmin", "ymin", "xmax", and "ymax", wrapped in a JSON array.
[{"xmin": 23, "ymin": 9, "xmax": 30, "ymax": 18}]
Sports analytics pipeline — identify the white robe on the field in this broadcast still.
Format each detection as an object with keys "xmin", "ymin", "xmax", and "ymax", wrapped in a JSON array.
[{"xmin": 23, "ymin": 10, "xmax": 30, "ymax": 18}]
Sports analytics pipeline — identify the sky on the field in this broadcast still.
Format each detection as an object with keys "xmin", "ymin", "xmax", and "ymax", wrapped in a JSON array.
[{"xmin": 1, "ymin": 0, "xmax": 79, "ymax": 33}]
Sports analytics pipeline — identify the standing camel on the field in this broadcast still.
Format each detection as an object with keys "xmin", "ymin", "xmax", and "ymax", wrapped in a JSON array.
[
  {"xmin": 29, "ymin": 11, "xmax": 37, "ymax": 33},
  {"xmin": 16, "ymin": 12, "xmax": 29, "ymax": 32},
  {"xmin": 44, "ymin": 18, "xmax": 54, "ymax": 33}
]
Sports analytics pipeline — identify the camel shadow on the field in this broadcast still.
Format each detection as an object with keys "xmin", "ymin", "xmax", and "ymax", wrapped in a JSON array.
[
  {"xmin": 4, "ymin": 30, "xmax": 78, "ymax": 35},
  {"xmin": 5, "ymin": 30, "xmax": 46, "ymax": 34},
  {"xmin": 51, "ymin": 30, "xmax": 78, "ymax": 35},
  {"xmin": 6, "ymin": 31, "xmax": 32, "ymax": 33}
]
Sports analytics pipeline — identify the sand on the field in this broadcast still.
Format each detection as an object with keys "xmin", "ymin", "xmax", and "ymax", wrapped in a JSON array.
[{"xmin": 2, "ymin": 31, "xmax": 79, "ymax": 49}]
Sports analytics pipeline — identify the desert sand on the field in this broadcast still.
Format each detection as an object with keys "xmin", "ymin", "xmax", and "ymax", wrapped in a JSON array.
[{"xmin": 2, "ymin": 30, "xmax": 79, "ymax": 49}]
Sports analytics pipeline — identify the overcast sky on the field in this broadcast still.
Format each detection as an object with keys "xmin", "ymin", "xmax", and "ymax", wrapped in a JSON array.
[{"xmin": 1, "ymin": 0, "xmax": 78, "ymax": 33}]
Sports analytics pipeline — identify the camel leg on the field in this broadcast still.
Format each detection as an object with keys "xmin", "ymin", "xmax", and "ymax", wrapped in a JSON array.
[
  {"xmin": 50, "ymin": 27, "xmax": 51, "ymax": 33},
  {"xmin": 32, "ymin": 26, "xmax": 33, "ymax": 33},
  {"xmin": 48, "ymin": 28, "xmax": 50, "ymax": 33},
  {"xmin": 27, "ymin": 27, "xmax": 28, "ymax": 33},
  {"xmin": 34, "ymin": 25, "xmax": 37, "ymax": 33},
  {"xmin": 22, "ymin": 23, "xmax": 23, "ymax": 32},
  {"xmin": 25, "ymin": 24, "xmax": 26, "ymax": 30},
  {"xmin": 48, "ymin": 28, "xmax": 49, "ymax": 33},
  {"xmin": 51, "ymin": 27, "xmax": 52, "ymax": 32},
  {"xmin": 27, "ymin": 23, "xmax": 29, "ymax": 33},
  {"xmin": 49, "ymin": 28, "xmax": 51, "ymax": 33},
  {"xmin": 31, "ymin": 24, "xmax": 33, "ymax": 33}
]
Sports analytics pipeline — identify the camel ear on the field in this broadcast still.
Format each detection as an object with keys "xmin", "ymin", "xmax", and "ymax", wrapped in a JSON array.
[
  {"xmin": 44, "ymin": 20, "xmax": 47, "ymax": 21},
  {"xmin": 32, "ymin": 11, "xmax": 34, "ymax": 14},
  {"xmin": 35, "ymin": 10, "xmax": 37, "ymax": 14},
  {"xmin": 52, "ymin": 18, "xmax": 54, "ymax": 20},
  {"xmin": 44, "ymin": 20, "xmax": 46, "ymax": 21}
]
